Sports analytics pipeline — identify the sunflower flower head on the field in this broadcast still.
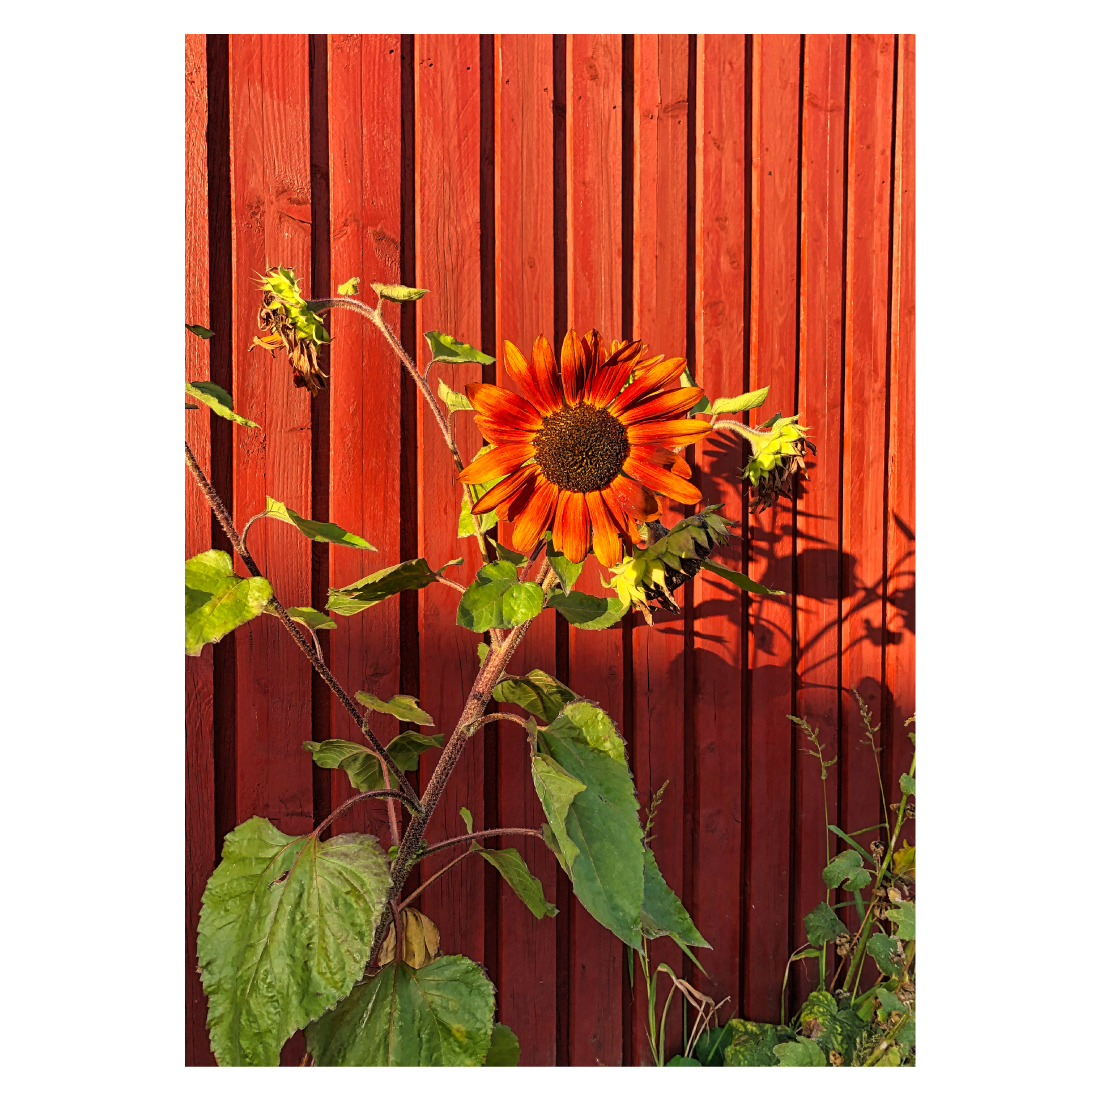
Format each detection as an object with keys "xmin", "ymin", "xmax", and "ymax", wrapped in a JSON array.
[
  {"xmin": 605, "ymin": 506, "xmax": 737, "ymax": 623},
  {"xmin": 252, "ymin": 267, "xmax": 331, "ymax": 395},
  {"xmin": 725, "ymin": 414, "xmax": 816, "ymax": 513},
  {"xmin": 459, "ymin": 330, "xmax": 712, "ymax": 566}
]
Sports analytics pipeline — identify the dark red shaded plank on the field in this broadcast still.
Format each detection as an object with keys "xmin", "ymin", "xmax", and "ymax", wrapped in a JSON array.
[
  {"xmin": 184, "ymin": 33, "xmax": 217, "ymax": 1068},
  {"xmin": 413, "ymin": 33, "xmax": 488, "ymax": 968},
  {"xmin": 629, "ymin": 32, "xmax": 690, "ymax": 1063},
  {"xmin": 691, "ymin": 31, "xmax": 748, "ymax": 1021},
  {"xmin": 742, "ymin": 33, "xmax": 800, "ymax": 1024},
  {"xmin": 565, "ymin": 31, "xmax": 626, "ymax": 1067},
  {"xmin": 493, "ymin": 32, "xmax": 560, "ymax": 1065},
  {"xmin": 791, "ymin": 33, "xmax": 847, "ymax": 1008},
  {"xmin": 325, "ymin": 34, "xmax": 405, "ymax": 842},
  {"xmin": 840, "ymin": 34, "xmax": 896, "ymax": 869},
  {"xmin": 885, "ymin": 34, "xmax": 915, "ymax": 823}
]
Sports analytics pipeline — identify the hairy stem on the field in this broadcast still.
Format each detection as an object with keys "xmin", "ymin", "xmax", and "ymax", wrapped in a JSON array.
[
  {"xmin": 418, "ymin": 827, "xmax": 544, "ymax": 859},
  {"xmin": 309, "ymin": 296, "xmax": 490, "ymax": 565},
  {"xmin": 312, "ymin": 789, "xmax": 419, "ymax": 837},
  {"xmin": 184, "ymin": 442, "xmax": 421, "ymax": 810},
  {"xmin": 395, "ymin": 849, "xmax": 475, "ymax": 911}
]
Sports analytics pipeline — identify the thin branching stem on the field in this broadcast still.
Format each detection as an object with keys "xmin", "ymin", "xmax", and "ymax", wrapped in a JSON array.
[
  {"xmin": 184, "ymin": 442, "xmax": 422, "ymax": 810},
  {"xmin": 418, "ymin": 827, "xmax": 544, "ymax": 859},
  {"xmin": 396, "ymin": 849, "xmax": 475, "ymax": 911},
  {"xmin": 312, "ymin": 789, "xmax": 420, "ymax": 838}
]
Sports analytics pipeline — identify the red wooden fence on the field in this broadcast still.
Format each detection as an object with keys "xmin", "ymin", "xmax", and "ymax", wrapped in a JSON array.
[{"xmin": 184, "ymin": 33, "xmax": 915, "ymax": 1067}]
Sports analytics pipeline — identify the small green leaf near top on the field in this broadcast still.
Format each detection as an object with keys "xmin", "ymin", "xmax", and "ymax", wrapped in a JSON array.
[
  {"xmin": 337, "ymin": 277, "xmax": 360, "ymax": 295},
  {"xmin": 354, "ymin": 692, "xmax": 434, "ymax": 726},
  {"xmin": 186, "ymin": 323, "xmax": 215, "ymax": 339},
  {"xmin": 708, "ymin": 386, "xmax": 771, "ymax": 415},
  {"xmin": 424, "ymin": 330, "xmax": 495, "ymax": 365},
  {"xmin": 459, "ymin": 807, "xmax": 474, "ymax": 833},
  {"xmin": 186, "ymin": 550, "xmax": 272, "ymax": 656},
  {"xmin": 822, "ymin": 849, "xmax": 872, "ymax": 892},
  {"xmin": 899, "ymin": 772, "xmax": 916, "ymax": 795},
  {"xmin": 264, "ymin": 496, "xmax": 376, "ymax": 550},
  {"xmin": 438, "ymin": 378, "xmax": 474, "ymax": 414},
  {"xmin": 280, "ymin": 606, "xmax": 337, "ymax": 632},
  {"xmin": 372, "ymin": 282, "xmax": 429, "ymax": 302},
  {"xmin": 185, "ymin": 382, "xmax": 260, "ymax": 429},
  {"xmin": 885, "ymin": 900, "xmax": 915, "ymax": 940}
]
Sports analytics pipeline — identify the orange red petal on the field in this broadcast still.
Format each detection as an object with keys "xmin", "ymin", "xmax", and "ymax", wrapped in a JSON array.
[
  {"xmin": 633, "ymin": 444, "xmax": 694, "ymax": 480},
  {"xmin": 585, "ymin": 491, "xmax": 622, "ymax": 566},
  {"xmin": 608, "ymin": 357, "xmax": 687, "ymax": 415},
  {"xmin": 511, "ymin": 474, "xmax": 560, "ymax": 552},
  {"xmin": 531, "ymin": 335, "xmax": 565, "ymax": 410},
  {"xmin": 608, "ymin": 474, "xmax": 661, "ymax": 523},
  {"xmin": 466, "ymin": 382, "xmax": 542, "ymax": 430},
  {"xmin": 623, "ymin": 453, "xmax": 702, "ymax": 505},
  {"xmin": 503, "ymin": 340, "xmax": 556, "ymax": 416},
  {"xmin": 553, "ymin": 491, "xmax": 590, "ymax": 564},
  {"xmin": 459, "ymin": 442, "xmax": 534, "ymax": 485},
  {"xmin": 626, "ymin": 418, "xmax": 712, "ymax": 447},
  {"xmin": 617, "ymin": 386, "xmax": 704, "ymax": 425},
  {"xmin": 560, "ymin": 330, "xmax": 586, "ymax": 406},
  {"xmin": 470, "ymin": 463, "xmax": 539, "ymax": 515},
  {"xmin": 586, "ymin": 339, "xmax": 644, "ymax": 407}
]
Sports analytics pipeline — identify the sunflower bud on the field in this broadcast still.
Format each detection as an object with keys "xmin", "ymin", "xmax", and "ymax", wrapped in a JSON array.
[
  {"xmin": 252, "ymin": 267, "xmax": 331, "ymax": 395},
  {"xmin": 605, "ymin": 505, "xmax": 737, "ymax": 623},
  {"xmin": 720, "ymin": 414, "xmax": 816, "ymax": 513}
]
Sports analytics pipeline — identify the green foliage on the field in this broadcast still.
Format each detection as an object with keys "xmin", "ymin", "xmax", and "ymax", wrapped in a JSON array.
[
  {"xmin": 484, "ymin": 1024, "xmax": 521, "ymax": 1066},
  {"xmin": 535, "ymin": 702, "xmax": 644, "ymax": 947},
  {"xmin": 530, "ymin": 754, "xmax": 585, "ymax": 872},
  {"xmin": 186, "ymin": 323, "xmax": 215, "ymax": 339},
  {"xmin": 494, "ymin": 668, "xmax": 577, "ymax": 723},
  {"xmin": 868, "ymin": 934, "xmax": 904, "ymax": 978},
  {"xmin": 280, "ymin": 606, "xmax": 336, "ymax": 632},
  {"xmin": 477, "ymin": 847, "xmax": 558, "ymax": 919},
  {"xmin": 263, "ymin": 496, "xmax": 376, "ymax": 550},
  {"xmin": 354, "ymin": 691, "xmax": 434, "ymax": 726},
  {"xmin": 823, "ymin": 848, "xmax": 872, "ymax": 892},
  {"xmin": 886, "ymin": 900, "xmax": 915, "ymax": 940},
  {"xmin": 546, "ymin": 538, "xmax": 584, "ymax": 594},
  {"xmin": 328, "ymin": 557, "xmax": 460, "ymax": 615},
  {"xmin": 185, "ymin": 381, "xmax": 260, "ymax": 428},
  {"xmin": 372, "ymin": 281, "xmax": 428, "ymax": 301},
  {"xmin": 700, "ymin": 560, "xmax": 785, "ymax": 596},
  {"xmin": 640, "ymin": 848, "xmax": 710, "ymax": 957},
  {"xmin": 456, "ymin": 559, "xmax": 543, "ymax": 632},
  {"xmin": 722, "ymin": 1020, "xmax": 794, "ymax": 1066},
  {"xmin": 693, "ymin": 1021, "xmax": 733, "ymax": 1065},
  {"xmin": 438, "ymin": 377, "xmax": 473, "ymax": 413},
  {"xmin": 899, "ymin": 772, "xmax": 916, "ymax": 795},
  {"xmin": 547, "ymin": 590, "xmax": 628, "ymax": 630},
  {"xmin": 666, "ymin": 1055, "xmax": 702, "ymax": 1066},
  {"xmin": 303, "ymin": 731, "xmax": 443, "ymax": 791},
  {"xmin": 261, "ymin": 267, "xmax": 331, "ymax": 345},
  {"xmin": 197, "ymin": 817, "xmax": 390, "ymax": 1066},
  {"xmin": 803, "ymin": 901, "xmax": 846, "ymax": 947},
  {"xmin": 774, "ymin": 1036, "xmax": 827, "ymax": 1066},
  {"xmin": 305, "ymin": 954, "xmax": 495, "ymax": 1066},
  {"xmin": 708, "ymin": 386, "xmax": 771, "ymax": 414},
  {"xmin": 424, "ymin": 330, "xmax": 495, "ymax": 364},
  {"xmin": 185, "ymin": 550, "xmax": 272, "ymax": 656},
  {"xmin": 336, "ymin": 276, "xmax": 360, "ymax": 295}
]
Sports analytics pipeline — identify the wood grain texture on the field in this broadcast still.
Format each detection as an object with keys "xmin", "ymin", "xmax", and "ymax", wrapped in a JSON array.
[
  {"xmin": 413, "ymin": 33, "xmax": 488, "ymax": 968},
  {"xmin": 691, "ymin": 31, "xmax": 748, "ymax": 1020},
  {"xmin": 326, "ymin": 34, "xmax": 404, "ymax": 841},
  {"xmin": 564, "ymin": 32, "xmax": 627, "ymax": 1067},
  {"xmin": 840, "ymin": 34, "xmax": 896, "ymax": 891},
  {"xmin": 742, "ymin": 33, "xmax": 801, "ymax": 1024},
  {"xmin": 493, "ymin": 32, "xmax": 560, "ymax": 1065},
  {"xmin": 184, "ymin": 32, "xmax": 217, "ymax": 1068},
  {"xmin": 630, "ymin": 32, "xmax": 691, "ymax": 1062},
  {"xmin": 791, "ymin": 33, "xmax": 847, "ymax": 1008}
]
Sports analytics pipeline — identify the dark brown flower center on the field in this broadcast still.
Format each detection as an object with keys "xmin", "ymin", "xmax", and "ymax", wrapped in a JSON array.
[{"xmin": 534, "ymin": 402, "xmax": 629, "ymax": 494}]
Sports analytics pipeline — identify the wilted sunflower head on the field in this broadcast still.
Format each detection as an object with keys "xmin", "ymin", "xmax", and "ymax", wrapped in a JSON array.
[
  {"xmin": 251, "ymin": 267, "xmax": 331, "ymax": 395},
  {"xmin": 725, "ymin": 414, "xmax": 816, "ymax": 513},
  {"xmin": 458, "ymin": 330, "xmax": 712, "ymax": 566}
]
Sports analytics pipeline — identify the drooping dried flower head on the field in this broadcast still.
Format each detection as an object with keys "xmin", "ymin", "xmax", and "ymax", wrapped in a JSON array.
[
  {"xmin": 459, "ymin": 331, "xmax": 712, "ymax": 566},
  {"xmin": 724, "ymin": 414, "xmax": 816, "ymax": 513},
  {"xmin": 251, "ymin": 267, "xmax": 331, "ymax": 395}
]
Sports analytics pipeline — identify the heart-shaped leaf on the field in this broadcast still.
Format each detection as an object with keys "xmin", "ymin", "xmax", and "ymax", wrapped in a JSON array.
[{"xmin": 185, "ymin": 550, "xmax": 272, "ymax": 656}]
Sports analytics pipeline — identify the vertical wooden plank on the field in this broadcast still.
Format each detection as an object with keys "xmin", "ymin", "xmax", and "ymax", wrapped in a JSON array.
[
  {"xmin": 326, "ymin": 34, "xmax": 404, "ymax": 841},
  {"xmin": 414, "ymin": 33, "xmax": 487, "ymax": 966},
  {"xmin": 840, "ymin": 34, "xmax": 896, "ymax": 875},
  {"xmin": 691, "ymin": 31, "xmax": 748, "ymax": 1019},
  {"xmin": 630, "ymin": 31, "xmax": 690, "ymax": 1062},
  {"xmin": 493, "ymin": 32, "xmax": 560, "ymax": 1065},
  {"xmin": 885, "ymin": 35, "xmax": 915, "ymax": 812},
  {"xmin": 565, "ymin": 31, "xmax": 625, "ymax": 1066},
  {"xmin": 742, "ymin": 33, "xmax": 801, "ymax": 1023},
  {"xmin": 791, "ymin": 33, "xmax": 847, "ymax": 1008},
  {"xmin": 185, "ymin": 33, "xmax": 217, "ymax": 1068}
]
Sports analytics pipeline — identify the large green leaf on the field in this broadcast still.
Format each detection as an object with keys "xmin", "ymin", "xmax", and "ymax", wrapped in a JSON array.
[
  {"xmin": 306, "ymin": 954, "xmax": 496, "ymax": 1066},
  {"xmin": 699, "ymin": 559, "xmax": 785, "ymax": 596},
  {"xmin": 478, "ymin": 847, "xmax": 558, "ymax": 919},
  {"xmin": 327, "ymin": 557, "xmax": 459, "ymax": 615},
  {"xmin": 547, "ymin": 590, "xmax": 629, "ymax": 630},
  {"xmin": 354, "ymin": 691, "xmax": 434, "ymax": 726},
  {"xmin": 694, "ymin": 1021, "xmax": 733, "ymax": 1066},
  {"xmin": 799, "ymin": 991, "xmax": 844, "ymax": 1054},
  {"xmin": 885, "ymin": 900, "xmax": 915, "ymax": 940},
  {"xmin": 264, "ymin": 495, "xmax": 376, "ymax": 550},
  {"xmin": 197, "ymin": 817, "xmax": 390, "ymax": 1066},
  {"xmin": 185, "ymin": 381, "xmax": 259, "ymax": 428},
  {"xmin": 484, "ymin": 1024, "xmax": 521, "ymax": 1066},
  {"xmin": 185, "ymin": 550, "xmax": 272, "ymax": 656},
  {"xmin": 304, "ymin": 731, "xmax": 443, "ymax": 791},
  {"xmin": 640, "ymin": 848, "xmax": 710, "ymax": 956},
  {"xmin": 804, "ymin": 901, "xmax": 847, "ymax": 947},
  {"xmin": 424, "ymin": 330, "xmax": 495, "ymax": 365},
  {"xmin": 774, "ymin": 1036, "xmax": 827, "ymax": 1066},
  {"xmin": 386, "ymin": 731, "xmax": 445, "ymax": 771},
  {"xmin": 867, "ymin": 933, "xmax": 904, "ymax": 977},
  {"xmin": 456, "ymin": 559, "xmax": 519, "ymax": 631},
  {"xmin": 546, "ymin": 539, "xmax": 584, "ymax": 595},
  {"xmin": 537, "ymin": 702, "xmax": 645, "ymax": 948},
  {"xmin": 822, "ymin": 849, "xmax": 871, "ymax": 892},
  {"xmin": 530, "ymin": 755, "xmax": 584, "ymax": 872},
  {"xmin": 722, "ymin": 1020, "xmax": 794, "ymax": 1066},
  {"xmin": 493, "ymin": 668, "xmax": 577, "ymax": 723}
]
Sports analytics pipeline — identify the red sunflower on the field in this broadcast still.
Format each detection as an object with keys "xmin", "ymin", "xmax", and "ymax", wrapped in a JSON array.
[{"xmin": 458, "ymin": 330, "xmax": 711, "ymax": 566}]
